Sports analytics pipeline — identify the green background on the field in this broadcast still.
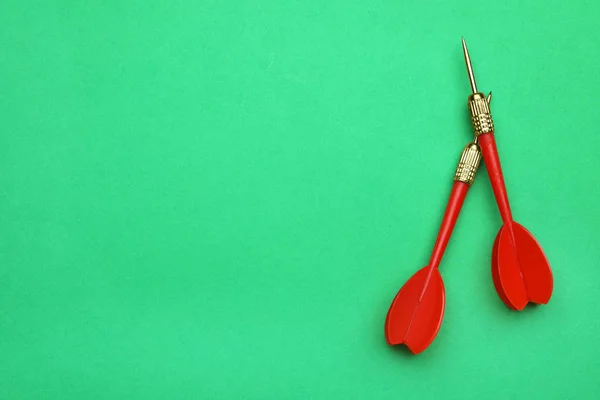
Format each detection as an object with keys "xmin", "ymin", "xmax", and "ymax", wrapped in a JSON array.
[{"xmin": 1, "ymin": 0, "xmax": 599, "ymax": 398}]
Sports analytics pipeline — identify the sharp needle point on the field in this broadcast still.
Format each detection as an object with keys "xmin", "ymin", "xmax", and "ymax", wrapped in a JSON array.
[{"xmin": 461, "ymin": 37, "xmax": 478, "ymax": 94}]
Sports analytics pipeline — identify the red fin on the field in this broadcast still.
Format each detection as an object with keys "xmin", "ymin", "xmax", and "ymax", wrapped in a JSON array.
[
  {"xmin": 496, "ymin": 225, "xmax": 529, "ymax": 310},
  {"xmin": 492, "ymin": 228, "xmax": 517, "ymax": 310},
  {"xmin": 495, "ymin": 222, "xmax": 553, "ymax": 310},
  {"xmin": 385, "ymin": 267, "xmax": 445, "ymax": 354},
  {"xmin": 512, "ymin": 222, "xmax": 553, "ymax": 304}
]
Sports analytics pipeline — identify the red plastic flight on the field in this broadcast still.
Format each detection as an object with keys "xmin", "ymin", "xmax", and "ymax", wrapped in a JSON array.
[
  {"xmin": 461, "ymin": 38, "xmax": 553, "ymax": 310},
  {"xmin": 385, "ymin": 141, "xmax": 482, "ymax": 354}
]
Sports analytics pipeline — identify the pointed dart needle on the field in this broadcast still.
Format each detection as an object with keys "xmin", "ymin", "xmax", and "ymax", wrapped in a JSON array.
[
  {"xmin": 462, "ymin": 37, "xmax": 478, "ymax": 94},
  {"xmin": 461, "ymin": 38, "xmax": 553, "ymax": 311}
]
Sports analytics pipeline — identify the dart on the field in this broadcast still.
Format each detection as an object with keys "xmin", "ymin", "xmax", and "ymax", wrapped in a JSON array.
[
  {"xmin": 461, "ymin": 38, "xmax": 553, "ymax": 310},
  {"xmin": 385, "ymin": 138, "xmax": 484, "ymax": 354}
]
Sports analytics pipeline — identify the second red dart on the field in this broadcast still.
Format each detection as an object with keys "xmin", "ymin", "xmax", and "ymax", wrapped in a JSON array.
[
  {"xmin": 385, "ymin": 137, "xmax": 483, "ymax": 354},
  {"xmin": 461, "ymin": 38, "xmax": 554, "ymax": 310}
]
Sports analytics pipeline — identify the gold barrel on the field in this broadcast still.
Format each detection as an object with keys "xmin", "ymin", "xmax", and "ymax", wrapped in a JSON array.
[
  {"xmin": 468, "ymin": 92, "xmax": 494, "ymax": 137},
  {"xmin": 454, "ymin": 142, "xmax": 482, "ymax": 185}
]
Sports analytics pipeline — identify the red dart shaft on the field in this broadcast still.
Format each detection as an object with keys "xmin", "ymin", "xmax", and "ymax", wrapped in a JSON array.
[
  {"xmin": 428, "ymin": 141, "xmax": 481, "ymax": 269},
  {"xmin": 478, "ymin": 133, "xmax": 513, "ymax": 225},
  {"xmin": 428, "ymin": 182, "xmax": 469, "ymax": 269}
]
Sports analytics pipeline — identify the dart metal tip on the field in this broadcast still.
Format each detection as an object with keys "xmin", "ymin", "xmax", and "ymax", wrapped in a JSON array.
[{"xmin": 461, "ymin": 37, "xmax": 478, "ymax": 94}]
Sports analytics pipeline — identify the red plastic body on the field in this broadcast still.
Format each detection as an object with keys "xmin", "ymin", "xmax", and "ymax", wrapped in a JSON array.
[
  {"xmin": 478, "ymin": 134, "xmax": 513, "ymax": 226},
  {"xmin": 479, "ymin": 132, "xmax": 553, "ymax": 310},
  {"xmin": 428, "ymin": 181, "xmax": 469, "ymax": 269},
  {"xmin": 385, "ymin": 181, "xmax": 470, "ymax": 354}
]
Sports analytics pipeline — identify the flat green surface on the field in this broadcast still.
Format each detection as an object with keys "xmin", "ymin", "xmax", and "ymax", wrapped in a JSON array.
[{"xmin": 1, "ymin": 1, "xmax": 599, "ymax": 399}]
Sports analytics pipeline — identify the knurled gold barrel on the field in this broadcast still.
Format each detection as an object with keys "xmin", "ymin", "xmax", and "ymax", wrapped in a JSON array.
[
  {"xmin": 454, "ymin": 142, "xmax": 482, "ymax": 185},
  {"xmin": 468, "ymin": 92, "xmax": 494, "ymax": 137}
]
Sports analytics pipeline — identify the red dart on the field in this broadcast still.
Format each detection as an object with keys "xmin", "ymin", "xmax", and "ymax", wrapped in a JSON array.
[
  {"xmin": 461, "ymin": 38, "xmax": 553, "ymax": 310},
  {"xmin": 385, "ymin": 140, "xmax": 482, "ymax": 354}
]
